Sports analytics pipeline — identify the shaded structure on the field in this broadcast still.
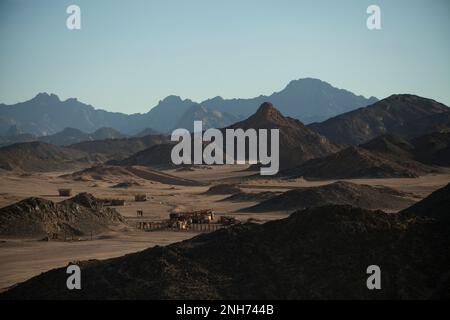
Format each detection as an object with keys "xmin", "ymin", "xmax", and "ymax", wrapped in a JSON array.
[
  {"xmin": 58, "ymin": 188, "xmax": 72, "ymax": 197},
  {"xmin": 135, "ymin": 194, "xmax": 147, "ymax": 202}
]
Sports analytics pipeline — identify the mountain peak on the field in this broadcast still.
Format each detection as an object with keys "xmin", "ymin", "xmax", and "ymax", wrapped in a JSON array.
[
  {"xmin": 285, "ymin": 78, "xmax": 329, "ymax": 90},
  {"xmin": 253, "ymin": 102, "xmax": 286, "ymax": 124},
  {"xmin": 33, "ymin": 93, "xmax": 60, "ymax": 103},
  {"xmin": 160, "ymin": 95, "xmax": 184, "ymax": 104}
]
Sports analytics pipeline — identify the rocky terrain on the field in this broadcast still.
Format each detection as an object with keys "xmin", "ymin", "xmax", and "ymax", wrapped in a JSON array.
[
  {"xmin": 174, "ymin": 104, "xmax": 240, "ymax": 132},
  {"xmin": 228, "ymin": 102, "xmax": 340, "ymax": 169},
  {"xmin": 2, "ymin": 183, "xmax": 449, "ymax": 299},
  {"xmin": 39, "ymin": 127, "xmax": 126, "ymax": 146},
  {"xmin": 109, "ymin": 143, "xmax": 177, "ymax": 168},
  {"xmin": 222, "ymin": 191, "xmax": 280, "ymax": 203},
  {"xmin": 0, "ymin": 193, "xmax": 126, "ymax": 239},
  {"xmin": 108, "ymin": 103, "xmax": 340, "ymax": 170},
  {"xmin": 0, "ymin": 142, "xmax": 102, "ymax": 172},
  {"xmin": 309, "ymin": 95, "xmax": 450, "ymax": 145},
  {"xmin": 401, "ymin": 182, "xmax": 450, "ymax": 222},
  {"xmin": 361, "ymin": 132, "xmax": 450, "ymax": 167},
  {"xmin": 242, "ymin": 181, "xmax": 417, "ymax": 212},
  {"xmin": 282, "ymin": 146, "xmax": 435, "ymax": 180},
  {"xmin": 204, "ymin": 184, "xmax": 242, "ymax": 195},
  {"xmin": 63, "ymin": 165, "xmax": 204, "ymax": 186},
  {"xmin": 69, "ymin": 134, "xmax": 168, "ymax": 161}
]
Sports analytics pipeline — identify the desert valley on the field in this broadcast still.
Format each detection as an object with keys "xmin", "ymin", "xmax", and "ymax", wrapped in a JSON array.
[{"xmin": 0, "ymin": 86, "xmax": 449, "ymax": 299}]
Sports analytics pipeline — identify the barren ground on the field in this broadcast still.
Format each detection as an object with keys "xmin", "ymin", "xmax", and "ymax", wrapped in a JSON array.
[{"xmin": 1, "ymin": 165, "xmax": 449, "ymax": 292}]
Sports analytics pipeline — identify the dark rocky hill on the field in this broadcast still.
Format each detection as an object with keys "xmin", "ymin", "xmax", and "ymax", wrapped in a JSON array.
[
  {"xmin": 309, "ymin": 95, "xmax": 450, "ymax": 145},
  {"xmin": 70, "ymin": 134, "xmax": 168, "ymax": 161},
  {"xmin": 0, "ymin": 142, "xmax": 101, "ymax": 172},
  {"xmin": 243, "ymin": 181, "xmax": 416, "ymax": 212},
  {"xmin": 0, "ymin": 193, "xmax": 126, "ymax": 238},
  {"xmin": 401, "ymin": 182, "xmax": 450, "ymax": 222},
  {"xmin": 228, "ymin": 102, "xmax": 340, "ymax": 169},
  {"xmin": 281, "ymin": 146, "xmax": 435, "ymax": 179}
]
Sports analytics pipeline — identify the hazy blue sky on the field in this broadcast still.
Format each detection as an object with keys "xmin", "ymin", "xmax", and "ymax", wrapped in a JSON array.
[{"xmin": 0, "ymin": 0, "xmax": 449, "ymax": 113}]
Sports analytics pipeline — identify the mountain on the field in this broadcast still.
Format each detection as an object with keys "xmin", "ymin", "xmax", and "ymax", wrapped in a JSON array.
[
  {"xmin": 401, "ymin": 182, "xmax": 450, "ymax": 222},
  {"xmin": 133, "ymin": 128, "xmax": 161, "ymax": 137},
  {"xmin": 38, "ymin": 128, "xmax": 90, "ymax": 146},
  {"xmin": 114, "ymin": 103, "xmax": 340, "ymax": 170},
  {"xmin": 0, "ymin": 79, "xmax": 377, "ymax": 136},
  {"xmin": 309, "ymin": 95, "xmax": 450, "ymax": 145},
  {"xmin": 0, "ymin": 142, "xmax": 101, "ymax": 172},
  {"xmin": 0, "ymin": 93, "xmax": 134, "ymax": 136},
  {"xmin": 0, "ymin": 118, "xmax": 18, "ymax": 135},
  {"xmin": 90, "ymin": 127, "xmax": 126, "ymax": 140},
  {"xmin": 282, "ymin": 146, "xmax": 435, "ymax": 180},
  {"xmin": 138, "ymin": 95, "xmax": 197, "ymax": 133},
  {"xmin": 109, "ymin": 143, "xmax": 176, "ymax": 168},
  {"xmin": 0, "ymin": 193, "xmax": 125, "ymax": 238},
  {"xmin": 228, "ymin": 102, "xmax": 340, "ymax": 169},
  {"xmin": 38, "ymin": 127, "xmax": 126, "ymax": 146},
  {"xmin": 243, "ymin": 181, "xmax": 416, "ymax": 212},
  {"xmin": 202, "ymin": 78, "xmax": 378, "ymax": 123},
  {"xmin": 361, "ymin": 132, "xmax": 450, "ymax": 167},
  {"xmin": 3, "ymin": 186, "xmax": 450, "ymax": 299},
  {"xmin": 71, "ymin": 134, "xmax": 169, "ymax": 161},
  {"xmin": 0, "ymin": 125, "xmax": 36, "ymax": 147},
  {"xmin": 174, "ymin": 104, "xmax": 240, "ymax": 132},
  {"xmin": 409, "ymin": 131, "xmax": 450, "ymax": 167}
]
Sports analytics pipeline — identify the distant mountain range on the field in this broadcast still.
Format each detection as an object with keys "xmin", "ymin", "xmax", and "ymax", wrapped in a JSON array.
[
  {"xmin": 39, "ymin": 127, "xmax": 126, "ymax": 146},
  {"xmin": 2, "ymin": 94, "xmax": 450, "ymax": 175},
  {"xmin": 0, "ymin": 126, "xmax": 127, "ymax": 147},
  {"xmin": 0, "ymin": 78, "xmax": 377, "ymax": 136},
  {"xmin": 174, "ymin": 104, "xmax": 240, "ymax": 132}
]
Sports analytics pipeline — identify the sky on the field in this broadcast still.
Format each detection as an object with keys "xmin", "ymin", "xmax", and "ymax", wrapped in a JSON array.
[{"xmin": 0, "ymin": 0, "xmax": 449, "ymax": 114}]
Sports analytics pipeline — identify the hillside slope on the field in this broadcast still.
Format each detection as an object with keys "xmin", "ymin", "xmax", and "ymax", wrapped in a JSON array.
[{"xmin": 309, "ymin": 95, "xmax": 450, "ymax": 145}]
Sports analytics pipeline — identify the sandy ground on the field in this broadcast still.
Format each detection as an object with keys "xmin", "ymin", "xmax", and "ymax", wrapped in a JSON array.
[{"xmin": 0, "ymin": 165, "xmax": 449, "ymax": 292}]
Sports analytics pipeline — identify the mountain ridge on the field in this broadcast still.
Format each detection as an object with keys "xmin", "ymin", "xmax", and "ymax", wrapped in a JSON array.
[
  {"xmin": 0, "ymin": 78, "xmax": 378, "ymax": 135},
  {"xmin": 308, "ymin": 94, "xmax": 450, "ymax": 145}
]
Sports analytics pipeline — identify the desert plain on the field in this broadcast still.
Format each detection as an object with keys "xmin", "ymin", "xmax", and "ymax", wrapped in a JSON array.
[{"xmin": 1, "ymin": 163, "xmax": 449, "ymax": 292}]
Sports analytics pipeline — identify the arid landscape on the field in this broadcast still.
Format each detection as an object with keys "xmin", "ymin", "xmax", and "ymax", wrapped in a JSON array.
[{"xmin": 0, "ymin": 91, "xmax": 450, "ymax": 299}]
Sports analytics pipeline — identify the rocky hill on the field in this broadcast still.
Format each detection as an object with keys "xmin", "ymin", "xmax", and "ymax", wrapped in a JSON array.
[
  {"xmin": 309, "ymin": 95, "xmax": 450, "ymax": 145},
  {"xmin": 401, "ymin": 182, "xmax": 450, "ymax": 222},
  {"xmin": 63, "ymin": 165, "xmax": 204, "ymax": 186},
  {"xmin": 110, "ymin": 143, "xmax": 176, "ymax": 168},
  {"xmin": 0, "ymin": 193, "xmax": 126, "ymax": 238},
  {"xmin": 228, "ymin": 102, "xmax": 340, "ymax": 169},
  {"xmin": 360, "ymin": 133, "xmax": 450, "ymax": 168},
  {"xmin": 243, "ymin": 181, "xmax": 416, "ymax": 212},
  {"xmin": 111, "ymin": 103, "xmax": 340, "ymax": 170},
  {"xmin": 0, "ymin": 142, "xmax": 101, "ymax": 172},
  {"xmin": 70, "ymin": 134, "xmax": 168, "ymax": 161},
  {"xmin": 281, "ymin": 146, "xmax": 435, "ymax": 179}
]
